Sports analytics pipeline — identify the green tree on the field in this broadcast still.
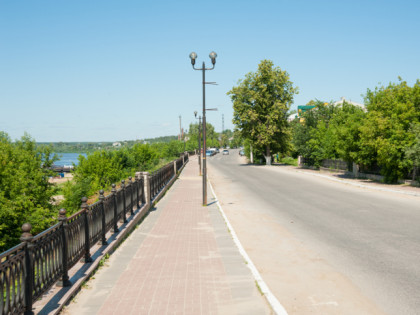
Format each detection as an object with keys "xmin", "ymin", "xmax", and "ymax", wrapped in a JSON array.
[
  {"xmin": 357, "ymin": 79, "xmax": 420, "ymax": 182},
  {"xmin": 185, "ymin": 122, "xmax": 219, "ymax": 151},
  {"xmin": 61, "ymin": 140, "xmax": 184, "ymax": 212},
  {"xmin": 330, "ymin": 102, "xmax": 366, "ymax": 164},
  {"xmin": 0, "ymin": 132, "xmax": 58, "ymax": 251},
  {"xmin": 405, "ymin": 123, "xmax": 420, "ymax": 180},
  {"xmin": 291, "ymin": 101, "xmax": 336, "ymax": 166},
  {"xmin": 230, "ymin": 130, "xmax": 243, "ymax": 148},
  {"xmin": 228, "ymin": 60, "xmax": 298, "ymax": 165}
]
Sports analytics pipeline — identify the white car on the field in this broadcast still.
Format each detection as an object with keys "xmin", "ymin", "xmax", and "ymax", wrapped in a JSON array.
[{"xmin": 222, "ymin": 149, "xmax": 229, "ymax": 155}]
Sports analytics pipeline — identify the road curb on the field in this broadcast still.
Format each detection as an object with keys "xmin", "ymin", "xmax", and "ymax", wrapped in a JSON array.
[
  {"xmin": 208, "ymin": 180, "xmax": 289, "ymax": 315},
  {"xmin": 294, "ymin": 170, "xmax": 420, "ymax": 197}
]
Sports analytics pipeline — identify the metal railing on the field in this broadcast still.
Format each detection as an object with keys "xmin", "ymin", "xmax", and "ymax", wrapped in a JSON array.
[
  {"xmin": 150, "ymin": 161, "xmax": 176, "ymax": 200},
  {"xmin": 0, "ymin": 153, "xmax": 188, "ymax": 315}
]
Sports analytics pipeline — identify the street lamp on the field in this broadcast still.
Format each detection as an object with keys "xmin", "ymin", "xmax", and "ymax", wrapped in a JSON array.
[
  {"xmin": 189, "ymin": 51, "xmax": 217, "ymax": 206},
  {"xmin": 194, "ymin": 111, "xmax": 202, "ymax": 176}
]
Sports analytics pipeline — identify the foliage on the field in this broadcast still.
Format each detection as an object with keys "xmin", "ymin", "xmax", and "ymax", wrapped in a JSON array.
[
  {"xmin": 185, "ymin": 122, "xmax": 219, "ymax": 150},
  {"xmin": 291, "ymin": 79, "xmax": 420, "ymax": 183},
  {"xmin": 405, "ymin": 123, "xmax": 420, "ymax": 180},
  {"xmin": 37, "ymin": 135, "xmax": 179, "ymax": 153},
  {"xmin": 0, "ymin": 132, "xmax": 58, "ymax": 251},
  {"xmin": 37, "ymin": 141, "xmax": 112, "ymax": 153},
  {"xmin": 142, "ymin": 135, "xmax": 178, "ymax": 144},
  {"xmin": 230, "ymin": 130, "xmax": 243, "ymax": 148},
  {"xmin": 280, "ymin": 156, "xmax": 298, "ymax": 166},
  {"xmin": 291, "ymin": 101, "xmax": 338, "ymax": 167},
  {"xmin": 228, "ymin": 60, "xmax": 298, "ymax": 165},
  {"xmin": 62, "ymin": 141, "xmax": 183, "ymax": 213},
  {"xmin": 291, "ymin": 100, "xmax": 367, "ymax": 167},
  {"xmin": 357, "ymin": 79, "xmax": 420, "ymax": 182}
]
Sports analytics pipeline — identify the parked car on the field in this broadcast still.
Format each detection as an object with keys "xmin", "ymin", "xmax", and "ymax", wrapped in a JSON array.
[
  {"xmin": 206, "ymin": 150, "xmax": 213, "ymax": 156},
  {"xmin": 239, "ymin": 149, "xmax": 245, "ymax": 156},
  {"xmin": 222, "ymin": 149, "xmax": 229, "ymax": 155}
]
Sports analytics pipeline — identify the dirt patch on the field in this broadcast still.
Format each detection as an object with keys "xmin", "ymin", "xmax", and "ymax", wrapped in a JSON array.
[{"xmin": 49, "ymin": 173, "xmax": 73, "ymax": 184}]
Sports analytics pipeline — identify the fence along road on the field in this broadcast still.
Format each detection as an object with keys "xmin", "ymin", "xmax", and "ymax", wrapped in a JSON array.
[
  {"xmin": 207, "ymin": 149, "xmax": 420, "ymax": 315},
  {"xmin": 0, "ymin": 154, "xmax": 188, "ymax": 315}
]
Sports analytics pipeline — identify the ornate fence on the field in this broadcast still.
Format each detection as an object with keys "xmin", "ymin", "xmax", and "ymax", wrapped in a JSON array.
[{"xmin": 0, "ymin": 153, "xmax": 188, "ymax": 315}]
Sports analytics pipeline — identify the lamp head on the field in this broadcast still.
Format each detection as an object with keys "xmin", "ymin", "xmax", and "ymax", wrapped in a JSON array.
[
  {"xmin": 194, "ymin": 111, "xmax": 197, "ymax": 118},
  {"xmin": 189, "ymin": 52, "xmax": 197, "ymax": 66},
  {"xmin": 209, "ymin": 51, "xmax": 217, "ymax": 65}
]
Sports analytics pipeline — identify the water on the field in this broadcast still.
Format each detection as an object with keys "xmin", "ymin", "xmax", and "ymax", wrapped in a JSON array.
[{"xmin": 54, "ymin": 153, "xmax": 87, "ymax": 167}]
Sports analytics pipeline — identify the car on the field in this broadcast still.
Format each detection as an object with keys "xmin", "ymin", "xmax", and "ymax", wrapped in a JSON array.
[
  {"xmin": 206, "ymin": 150, "xmax": 213, "ymax": 156},
  {"xmin": 222, "ymin": 149, "xmax": 229, "ymax": 155},
  {"xmin": 239, "ymin": 149, "xmax": 245, "ymax": 156}
]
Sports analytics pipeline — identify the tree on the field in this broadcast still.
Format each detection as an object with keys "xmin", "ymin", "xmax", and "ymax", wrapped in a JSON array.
[
  {"xmin": 230, "ymin": 130, "xmax": 243, "ymax": 148},
  {"xmin": 228, "ymin": 60, "xmax": 298, "ymax": 165},
  {"xmin": 330, "ymin": 102, "xmax": 365, "ymax": 164},
  {"xmin": 185, "ymin": 122, "xmax": 219, "ymax": 150},
  {"xmin": 0, "ymin": 132, "xmax": 58, "ymax": 251},
  {"xmin": 405, "ymin": 123, "xmax": 420, "ymax": 180},
  {"xmin": 356, "ymin": 79, "xmax": 420, "ymax": 182},
  {"xmin": 291, "ymin": 101, "xmax": 338, "ymax": 167}
]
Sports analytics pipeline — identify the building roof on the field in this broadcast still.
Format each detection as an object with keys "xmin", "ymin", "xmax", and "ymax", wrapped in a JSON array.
[{"xmin": 333, "ymin": 97, "xmax": 365, "ymax": 109}]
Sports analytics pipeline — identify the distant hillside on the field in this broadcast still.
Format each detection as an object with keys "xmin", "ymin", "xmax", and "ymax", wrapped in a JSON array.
[
  {"xmin": 37, "ymin": 135, "xmax": 179, "ymax": 153},
  {"xmin": 142, "ymin": 135, "xmax": 178, "ymax": 143}
]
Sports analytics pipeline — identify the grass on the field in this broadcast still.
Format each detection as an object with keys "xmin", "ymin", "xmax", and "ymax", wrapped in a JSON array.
[
  {"xmin": 98, "ymin": 253, "xmax": 110, "ymax": 268},
  {"xmin": 255, "ymin": 281, "xmax": 264, "ymax": 296},
  {"xmin": 279, "ymin": 156, "xmax": 298, "ymax": 166}
]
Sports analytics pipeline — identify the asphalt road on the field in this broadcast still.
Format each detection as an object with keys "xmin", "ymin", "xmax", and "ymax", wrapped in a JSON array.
[{"xmin": 207, "ymin": 149, "xmax": 420, "ymax": 315}]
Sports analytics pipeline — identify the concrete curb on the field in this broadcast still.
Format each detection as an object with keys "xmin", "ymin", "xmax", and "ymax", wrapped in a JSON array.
[
  {"xmin": 295, "ymin": 169, "xmax": 420, "ymax": 197},
  {"xmin": 208, "ymin": 180, "xmax": 289, "ymax": 315}
]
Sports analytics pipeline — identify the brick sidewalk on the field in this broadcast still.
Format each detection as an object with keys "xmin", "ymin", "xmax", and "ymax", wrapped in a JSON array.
[{"xmin": 63, "ymin": 157, "xmax": 271, "ymax": 315}]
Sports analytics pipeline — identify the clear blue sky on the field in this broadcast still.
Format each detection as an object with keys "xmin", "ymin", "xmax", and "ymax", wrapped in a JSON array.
[{"xmin": 1, "ymin": 0, "xmax": 419, "ymax": 142}]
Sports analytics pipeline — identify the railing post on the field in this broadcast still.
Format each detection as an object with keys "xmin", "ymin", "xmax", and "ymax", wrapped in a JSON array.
[
  {"xmin": 135, "ymin": 172, "xmax": 142, "ymax": 209},
  {"xmin": 81, "ymin": 197, "xmax": 92, "ymax": 263},
  {"xmin": 20, "ymin": 223, "xmax": 34, "ymax": 315},
  {"xmin": 142, "ymin": 172, "xmax": 151, "ymax": 208},
  {"xmin": 353, "ymin": 162, "xmax": 359, "ymax": 177},
  {"xmin": 182, "ymin": 153, "xmax": 185, "ymax": 165},
  {"xmin": 99, "ymin": 190, "xmax": 108, "ymax": 245},
  {"xmin": 128, "ymin": 176, "xmax": 134, "ymax": 215},
  {"xmin": 121, "ymin": 180, "xmax": 127, "ymax": 223},
  {"xmin": 174, "ymin": 160, "xmax": 177, "ymax": 175},
  {"xmin": 111, "ymin": 184, "xmax": 119, "ymax": 233},
  {"xmin": 141, "ymin": 175, "xmax": 145, "ymax": 204},
  {"xmin": 57, "ymin": 209, "xmax": 71, "ymax": 287}
]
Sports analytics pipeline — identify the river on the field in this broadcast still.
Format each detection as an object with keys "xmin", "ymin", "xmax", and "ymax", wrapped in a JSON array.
[{"xmin": 53, "ymin": 153, "xmax": 87, "ymax": 166}]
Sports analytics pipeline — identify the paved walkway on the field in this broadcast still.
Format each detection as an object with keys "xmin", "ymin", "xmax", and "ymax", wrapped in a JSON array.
[{"xmin": 63, "ymin": 157, "xmax": 271, "ymax": 315}]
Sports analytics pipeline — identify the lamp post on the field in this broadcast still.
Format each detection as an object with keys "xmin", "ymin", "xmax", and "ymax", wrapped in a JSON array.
[
  {"xmin": 189, "ymin": 51, "xmax": 217, "ymax": 206},
  {"xmin": 194, "ymin": 111, "xmax": 202, "ymax": 176}
]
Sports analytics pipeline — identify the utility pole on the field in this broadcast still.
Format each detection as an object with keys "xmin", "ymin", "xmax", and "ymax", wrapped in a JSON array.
[{"xmin": 222, "ymin": 114, "xmax": 224, "ymax": 134}]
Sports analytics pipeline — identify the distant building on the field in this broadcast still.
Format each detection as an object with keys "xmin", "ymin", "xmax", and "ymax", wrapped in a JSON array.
[
  {"xmin": 291, "ymin": 98, "xmax": 366, "ymax": 123},
  {"xmin": 113, "ymin": 142, "xmax": 121, "ymax": 147},
  {"xmin": 333, "ymin": 97, "xmax": 365, "ymax": 111},
  {"xmin": 287, "ymin": 113, "xmax": 298, "ymax": 122}
]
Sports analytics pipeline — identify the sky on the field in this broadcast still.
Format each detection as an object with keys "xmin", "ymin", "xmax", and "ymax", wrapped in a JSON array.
[{"xmin": 1, "ymin": 0, "xmax": 419, "ymax": 142}]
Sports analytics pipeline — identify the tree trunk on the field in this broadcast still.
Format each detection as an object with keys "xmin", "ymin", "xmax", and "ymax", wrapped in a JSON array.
[
  {"xmin": 264, "ymin": 145, "xmax": 271, "ymax": 166},
  {"xmin": 250, "ymin": 144, "xmax": 254, "ymax": 164}
]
